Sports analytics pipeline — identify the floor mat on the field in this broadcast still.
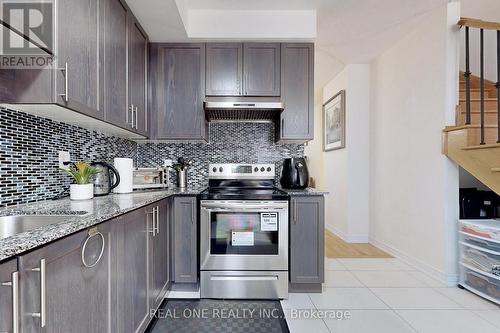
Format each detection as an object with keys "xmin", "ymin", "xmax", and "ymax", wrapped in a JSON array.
[{"xmin": 147, "ymin": 299, "xmax": 290, "ymax": 333}]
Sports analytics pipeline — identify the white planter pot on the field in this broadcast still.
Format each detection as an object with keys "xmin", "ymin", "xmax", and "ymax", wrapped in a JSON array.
[{"xmin": 70, "ymin": 184, "xmax": 94, "ymax": 201}]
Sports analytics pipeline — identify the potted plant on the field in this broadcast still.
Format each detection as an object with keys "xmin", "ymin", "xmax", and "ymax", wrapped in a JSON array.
[{"xmin": 62, "ymin": 161, "xmax": 100, "ymax": 200}]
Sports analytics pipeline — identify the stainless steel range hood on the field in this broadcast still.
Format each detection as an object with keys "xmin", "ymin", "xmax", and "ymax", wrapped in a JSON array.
[{"xmin": 204, "ymin": 97, "xmax": 284, "ymax": 122}]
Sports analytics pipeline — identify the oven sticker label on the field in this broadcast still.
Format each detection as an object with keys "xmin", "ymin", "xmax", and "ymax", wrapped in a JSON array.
[
  {"xmin": 232, "ymin": 231, "xmax": 254, "ymax": 246},
  {"xmin": 260, "ymin": 213, "xmax": 278, "ymax": 231}
]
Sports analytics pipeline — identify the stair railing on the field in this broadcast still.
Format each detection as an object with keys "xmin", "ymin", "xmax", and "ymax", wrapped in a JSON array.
[{"xmin": 458, "ymin": 18, "xmax": 500, "ymax": 145}]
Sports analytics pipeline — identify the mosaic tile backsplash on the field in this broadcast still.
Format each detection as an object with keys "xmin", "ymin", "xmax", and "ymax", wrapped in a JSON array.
[
  {"xmin": 0, "ymin": 108, "xmax": 304, "ymax": 207},
  {"xmin": 0, "ymin": 108, "xmax": 137, "ymax": 207},
  {"xmin": 137, "ymin": 122, "xmax": 305, "ymax": 187}
]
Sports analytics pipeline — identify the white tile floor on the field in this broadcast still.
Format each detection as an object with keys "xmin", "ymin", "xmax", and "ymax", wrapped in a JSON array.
[{"xmin": 281, "ymin": 258, "xmax": 500, "ymax": 333}]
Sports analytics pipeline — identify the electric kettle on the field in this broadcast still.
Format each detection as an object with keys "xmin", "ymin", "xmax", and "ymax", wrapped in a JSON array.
[
  {"xmin": 280, "ymin": 157, "xmax": 309, "ymax": 189},
  {"xmin": 91, "ymin": 161, "xmax": 121, "ymax": 196}
]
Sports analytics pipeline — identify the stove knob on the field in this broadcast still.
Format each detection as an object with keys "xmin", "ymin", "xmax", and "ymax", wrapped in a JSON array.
[
  {"xmin": 219, "ymin": 167, "xmax": 224, "ymax": 173},
  {"xmin": 260, "ymin": 167, "xmax": 265, "ymax": 172},
  {"xmin": 212, "ymin": 167, "xmax": 217, "ymax": 173},
  {"xmin": 267, "ymin": 167, "xmax": 272, "ymax": 172},
  {"xmin": 254, "ymin": 167, "xmax": 259, "ymax": 172}
]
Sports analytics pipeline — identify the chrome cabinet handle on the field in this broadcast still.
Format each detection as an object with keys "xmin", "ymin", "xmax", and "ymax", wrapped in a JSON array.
[
  {"xmin": 191, "ymin": 201, "xmax": 195, "ymax": 224},
  {"xmin": 58, "ymin": 62, "xmax": 69, "ymax": 102},
  {"xmin": 81, "ymin": 229, "xmax": 105, "ymax": 268},
  {"xmin": 293, "ymin": 200, "xmax": 297, "ymax": 224},
  {"xmin": 134, "ymin": 106, "xmax": 139, "ymax": 129},
  {"xmin": 155, "ymin": 205, "xmax": 160, "ymax": 235},
  {"xmin": 148, "ymin": 208, "xmax": 156, "ymax": 236},
  {"xmin": 127, "ymin": 104, "xmax": 134, "ymax": 127},
  {"xmin": 1, "ymin": 271, "xmax": 19, "ymax": 333},
  {"xmin": 31, "ymin": 259, "xmax": 46, "ymax": 328}
]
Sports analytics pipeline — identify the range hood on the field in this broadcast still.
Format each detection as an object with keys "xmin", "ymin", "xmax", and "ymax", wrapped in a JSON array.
[{"xmin": 204, "ymin": 97, "xmax": 284, "ymax": 122}]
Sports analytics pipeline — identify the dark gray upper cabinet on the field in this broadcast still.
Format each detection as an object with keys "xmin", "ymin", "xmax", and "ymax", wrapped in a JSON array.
[
  {"xmin": 103, "ymin": 0, "xmax": 128, "ymax": 129},
  {"xmin": 128, "ymin": 17, "xmax": 148, "ymax": 136},
  {"xmin": 18, "ymin": 224, "xmax": 113, "ymax": 333},
  {"xmin": 290, "ymin": 195, "xmax": 325, "ymax": 284},
  {"xmin": 115, "ymin": 206, "xmax": 149, "ymax": 333},
  {"xmin": 149, "ymin": 199, "xmax": 170, "ymax": 311},
  {"xmin": 0, "ymin": 259, "xmax": 18, "ymax": 333},
  {"xmin": 278, "ymin": 43, "xmax": 314, "ymax": 142},
  {"xmin": 206, "ymin": 43, "xmax": 243, "ymax": 96},
  {"xmin": 149, "ymin": 43, "xmax": 207, "ymax": 141},
  {"xmin": 0, "ymin": 0, "xmax": 101, "ymax": 118},
  {"xmin": 243, "ymin": 43, "xmax": 281, "ymax": 96},
  {"xmin": 172, "ymin": 196, "xmax": 198, "ymax": 283},
  {"xmin": 56, "ymin": 0, "xmax": 101, "ymax": 117},
  {"xmin": 205, "ymin": 43, "xmax": 280, "ymax": 97}
]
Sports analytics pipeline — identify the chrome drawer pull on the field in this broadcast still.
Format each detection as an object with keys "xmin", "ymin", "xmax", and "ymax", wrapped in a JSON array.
[{"xmin": 81, "ymin": 230, "xmax": 105, "ymax": 268}]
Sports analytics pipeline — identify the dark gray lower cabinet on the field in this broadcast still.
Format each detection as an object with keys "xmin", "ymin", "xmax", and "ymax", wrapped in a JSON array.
[
  {"xmin": 172, "ymin": 196, "xmax": 198, "ymax": 283},
  {"xmin": 290, "ymin": 195, "xmax": 325, "ymax": 291},
  {"xmin": 0, "ymin": 259, "xmax": 18, "ymax": 333},
  {"xmin": 116, "ymin": 206, "xmax": 150, "ymax": 333},
  {"xmin": 149, "ymin": 199, "xmax": 170, "ymax": 311},
  {"xmin": 19, "ymin": 223, "xmax": 113, "ymax": 332}
]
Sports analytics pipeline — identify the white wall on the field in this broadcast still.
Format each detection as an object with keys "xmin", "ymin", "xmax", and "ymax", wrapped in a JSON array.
[
  {"xmin": 321, "ymin": 65, "xmax": 371, "ymax": 242},
  {"xmin": 369, "ymin": 3, "xmax": 460, "ymax": 284},
  {"xmin": 460, "ymin": 0, "xmax": 500, "ymax": 82}
]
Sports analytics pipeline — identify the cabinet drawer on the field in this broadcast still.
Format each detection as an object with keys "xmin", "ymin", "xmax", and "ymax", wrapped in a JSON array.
[
  {"xmin": 460, "ymin": 232, "xmax": 500, "ymax": 252},
  {"xmin": 460, "ymin": 220, "xmax": 500, "ymax": 241},
  {"xmin": 461, "ymin": 267, "xmax": 500, "ymax": 303},
  {"xmin": 460, "ymin": 242, "xmax": 500, "ymax": 277}
]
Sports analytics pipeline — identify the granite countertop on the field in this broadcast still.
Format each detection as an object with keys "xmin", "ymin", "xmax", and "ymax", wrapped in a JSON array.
[
  {"xmin": 0, "ymin": 186, "xmax": 206, "ymax": 262},
  {"xmin": 278, "ymin": 187, "xmax": 329, "ymax": 195}
]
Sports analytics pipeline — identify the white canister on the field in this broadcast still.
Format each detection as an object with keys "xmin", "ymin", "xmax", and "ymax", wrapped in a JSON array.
[
  {"xmin": 70, "ymin": 184, "xmax": 94, "ymax": 200},
  {"xmin": 113, "ymin": 158, "xmax": 134, "ymax": 193}
]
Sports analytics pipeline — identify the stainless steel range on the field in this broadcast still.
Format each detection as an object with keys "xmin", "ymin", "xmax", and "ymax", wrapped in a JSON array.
[{"xmin": 199, "ymin": 163, "xmax": 289, "ymax": 299}]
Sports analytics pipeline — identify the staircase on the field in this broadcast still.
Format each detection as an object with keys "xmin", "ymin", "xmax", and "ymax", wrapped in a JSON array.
[{"xmin": 443, "ymin": 18, "xmax": 500, "ymax": 194}]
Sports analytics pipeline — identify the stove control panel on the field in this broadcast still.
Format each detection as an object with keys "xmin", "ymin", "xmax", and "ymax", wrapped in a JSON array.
[{"xmin": 208, "ymin": 163, "xmax": 275, "ymax": 179}]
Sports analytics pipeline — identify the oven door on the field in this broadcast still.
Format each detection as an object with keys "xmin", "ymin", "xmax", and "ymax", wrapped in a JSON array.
[{"xmin": 200, "ymin": 200, "xmax": 288, "ymax": 271}]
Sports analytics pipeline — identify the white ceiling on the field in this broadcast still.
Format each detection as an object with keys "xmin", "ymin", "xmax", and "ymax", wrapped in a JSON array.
[{"xmin": 126, "ymin": 0, "xmax": 449, "ymax": 90}]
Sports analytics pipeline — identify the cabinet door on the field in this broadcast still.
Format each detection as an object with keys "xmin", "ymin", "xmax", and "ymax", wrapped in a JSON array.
[
  {"xmin": 56, "ymin": 0, "xmax": 101, "ymax": 118},
  {"xmin": 206, "ymin": 43, "xmax": 243, "ymax": 96},
  {"xmin": 0, "ymin": 259, "xmax": 18, "ymax": 333},
  {"xmin": 290, "ymin": 196, "xmax": 325, "ymax": 284},
  {"xmin": 243, "ymin": 43, "xmax": 280, "ymax": 96},
  {"xmin": 103, "ymin": 0, "xmax": 129, "ymax": 129},
  {"xmin": 150, "ymin": 43, "xmax": 206, "ymax": 140},
  {"xmin": 128, "ymin": 17, "xmax": 148, "ymax": 136},
  {"xmin": 149, "ymin": 199, "xmax": 170, "ymax": 311},
  {"xmin": 279, "ymin": 43, "xmax": 314, "ymax": 141},
  {"xmin": 19, "ymin": 224, "xmax": 113, "ymax": 333},
  {"xmin": 116, "ymin": 206, "xmax": 149, "ymax": 333},
  {"xmin": 173, "ymin": 196, "xmax": 198, "ymax": 283}
]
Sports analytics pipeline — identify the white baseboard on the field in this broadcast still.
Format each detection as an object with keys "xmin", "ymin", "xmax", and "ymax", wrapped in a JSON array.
[
  {"xmin": 369, "ymin": 236, "xmax": 458, "ymax": 286},
  {"xmin": 326, "ymin": 224, "xmax": 369, "ymax": 243}
]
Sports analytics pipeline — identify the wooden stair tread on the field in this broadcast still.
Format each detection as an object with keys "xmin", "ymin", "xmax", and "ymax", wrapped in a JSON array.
[
  {"xmin": 444, "ymin": 124, "xmax": 498, "ymax": 132},
  {"xmin": 460, "ymin": 98, "xmax": 498, "ymax": 102},
  {"xmin": 462, "ymin": 143, "xmax": 500, "ymax": 150}
]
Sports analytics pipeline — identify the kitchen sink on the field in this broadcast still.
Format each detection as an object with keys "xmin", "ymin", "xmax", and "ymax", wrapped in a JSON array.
[{"xmin": 0, "ymin": 214, "xmax": 87, "ymax": 240}]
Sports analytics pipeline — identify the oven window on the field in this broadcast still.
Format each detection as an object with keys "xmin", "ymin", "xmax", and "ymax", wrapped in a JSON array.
[{"xmin": 210, "ymin": 212, "xmax": 279, "ymax": 255}]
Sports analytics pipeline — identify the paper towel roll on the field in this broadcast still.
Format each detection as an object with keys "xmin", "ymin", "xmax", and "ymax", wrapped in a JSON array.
[{"xmin": 113, "ymin": 158, "xmax": 133, "ymax": 194}]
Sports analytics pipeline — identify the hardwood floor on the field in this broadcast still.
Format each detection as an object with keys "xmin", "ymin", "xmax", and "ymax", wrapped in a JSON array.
[{"xmin": 325, "ymin": 229, "xmax": 392, "ymax": 258}]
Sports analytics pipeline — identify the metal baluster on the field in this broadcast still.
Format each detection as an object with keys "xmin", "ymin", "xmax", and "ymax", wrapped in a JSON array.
[
  {"xmin": 465, "ymin": 27, "xmax": 472, "ymax": 125},
  {"xmin": 480, "ymin": 28, "xmax": 485, "ymax": 145},
  {"xmin": 497, "ymin": 30, "xmax": 500, "ymax": 143}
]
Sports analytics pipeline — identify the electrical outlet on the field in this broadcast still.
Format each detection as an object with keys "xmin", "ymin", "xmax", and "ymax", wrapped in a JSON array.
[{"xmin": 59, "ymin": 151, "xmax": 71, "ymax": 170}]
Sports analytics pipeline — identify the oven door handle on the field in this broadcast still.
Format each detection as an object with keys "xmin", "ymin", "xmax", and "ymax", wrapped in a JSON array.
[{"xmin": 201, "ymin": 202, "xmax": 288, "ymax": 210}]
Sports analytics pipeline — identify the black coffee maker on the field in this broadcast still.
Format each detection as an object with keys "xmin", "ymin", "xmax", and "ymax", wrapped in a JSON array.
[{"xmin": 280, "ymin": 157, "xmax": 309, "ymax": 189}]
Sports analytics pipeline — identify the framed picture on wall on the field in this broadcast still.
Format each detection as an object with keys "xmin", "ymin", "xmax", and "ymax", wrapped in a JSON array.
[{"xmin": 323, "ymin": 90, "xmax": 346, "ymax": 151}]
